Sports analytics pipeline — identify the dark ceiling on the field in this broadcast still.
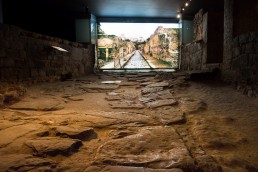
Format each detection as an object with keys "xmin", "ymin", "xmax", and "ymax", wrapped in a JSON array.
[
  {"xmin": 85, "ymin": 0, "xmax": 224, "ymax": 21},
  {"xmin": 3, "ymin": 0, "xmax": 224, "ymax": 22},
  {"xmin": 2, "ymin": 0, "xmax": 223, "ymax": 41}
]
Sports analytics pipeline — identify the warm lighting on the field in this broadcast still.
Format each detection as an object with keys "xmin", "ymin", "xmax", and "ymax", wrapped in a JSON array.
[
  {"xmin": 182, "ymin": 8, "xmax": 185, "ymax": 11},
  {"xmin": 51, "ymin": 46, "xmax": 68, "ymax": 52},
  {"xmin": 185, "ymin": 2, "xmax": 189, "ymax": 6},
  {"xmin": 177, "ymin": 14, "xmax": 181, "ymax": 18}
]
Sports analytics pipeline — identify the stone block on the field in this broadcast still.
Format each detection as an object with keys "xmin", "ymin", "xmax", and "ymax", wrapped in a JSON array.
[
  {"xmin": 250, "ymin": 54, "xmax": 258, "ymax": 66},
  {"xmin": 233, "ymin": 37, "xmax": 239, "ymax": 47},
  {"xmin": 250, "ymin": 31, "xmax": 258, "ymax": 41},
  {"xmin": 0, "ymin": 58, "xmax": 15, "ymax": 67},
  {"xmin": 239, "ymin": 34, "xmax": 250, "ymax": 44},
  {"xmin": 39, "ymin": 70, "xmax": 46, "ymax": 77},
  {"xmin": 245, "ymin": 43, "xmax": 254, "ymax": 54},
  {"xmin": 34, "ymin": 60, "xmax": 46, "ymax": 68},
  {"xmin": 31, "ymin": 69, "xmax": 39, "ymax": 77},
  {"xmin": 17, "ymin": 68, "xmax": 30, "ymax": 80},
  {"xmin": 232, "ymin": 58, "xmax": 240, "ymax": 69},
  {"xmin": 233, "ymin": 47, "xmax": 241, "ymax": 57},
  {"xmin": 255, "ymin": 42, "xmax": 258, "ymax": 53}
]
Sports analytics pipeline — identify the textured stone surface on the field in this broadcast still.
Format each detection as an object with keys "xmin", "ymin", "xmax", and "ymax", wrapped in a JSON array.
[
  {"xmin": 0, "ymin": 73, "xmax": 258, "ymax": 171},
  {"xmin": 81, "ymin": 84, "xmax": 120, "ymax": 92},
  {"xmin": 141, "ymin": 87, "xmax": 163, "ymax": 95},
  {"xmin": 54, "ymin": 126, "xmax": 95, "ymax": 141},
  {"xmin": 148, "ymin": 82, "xmax": 169, "ymax": 88},
  {"xmin": 0, "ymin": 124, "xmax": 41, "ymax": 148},
  {"xmin": 0, "ymin": 154, "xmax": 56, "ymax": 172},
  {"xmin": 109, "ymin": 101, "xmax": 144, "ymax": 109},
  {"xmin": 85, "ymin": 166, "xmax": 183, "ymax": 172},
  {"xmin": 0, "ymin": 24, "xmax": 94, "ymax": 82},
  {"xmin": 9, "ymin": 97, "xmax": 64, "ymax": 111},
  {"xmin": 25, "ymin": 137, "xmax": 82, "ymax": 156},
  {"xmin": 145, "ymin": 99, "xmax": 178, "ymax": 108},
  {"xmin": 95, "ymin": 127, "xmax": 195, "ymax": 170},
  {"xmin": 179, "ymin": 98, "xmax": 207, "ymax": 114}
]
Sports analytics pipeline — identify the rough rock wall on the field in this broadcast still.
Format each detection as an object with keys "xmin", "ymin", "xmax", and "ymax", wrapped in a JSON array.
[
  {"xmin": 0, "ymin": 24, "xmax": 95, "ymax": 82},
  {"xmin": 231, "ymin": 31, "xmax": 258, "ymax": 85},
  {"xmin": 222, "ymin": 0, "xmax": 235, "ymax": 80},
  {"xmin": 193, "ymin": 9, "xmax": 204, "ymax": 41},
  {"xmin": 181, "ymin": 42, "xmax": 203, "ymax": 70},
  {"xmin": 181, "ymin": 9, "xmax": 207, "ymax": 71}
]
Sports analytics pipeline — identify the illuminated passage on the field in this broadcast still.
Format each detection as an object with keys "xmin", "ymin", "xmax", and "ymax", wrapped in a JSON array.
[{"xmin": 124, "ymin": 51, "xmax": 151, "ymax": 69}]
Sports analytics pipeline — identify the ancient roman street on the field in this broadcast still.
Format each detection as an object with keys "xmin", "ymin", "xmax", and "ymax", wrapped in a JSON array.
[{"xmin": 0, "ymin": 72, "xmax": 258, "ymax": 172}]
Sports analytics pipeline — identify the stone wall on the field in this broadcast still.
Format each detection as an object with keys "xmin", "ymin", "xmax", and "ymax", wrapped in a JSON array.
[
  {"xmin": 180, "ymin": 41, "xmax": 204, "ymax": 70},
  {"xmin": 0, "ymin": 24, "xmax": 95, "ymax": 82},
  {"xmin": 233, "ymin": 0, "xmax": 258, "ymax": 37},
  {"xmin": 181, "ymin": 10, "xmax": 207, "ymax": 71},
  {"xmin": 181, "ymin": 9, "xmax": 223, "ymax": 71},
  {"xmin": 231, "ymin": 31, "xmax": 258, "ymax": 85},
  {"xmin": 222, "ymin": 0, "xmax": 234, "ymax": 81}
]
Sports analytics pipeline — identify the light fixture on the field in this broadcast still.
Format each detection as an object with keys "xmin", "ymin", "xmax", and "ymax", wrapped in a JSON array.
[
  {"xmin": 51, "ymin": 46, "xmax": 68, "ymax": 52},
  {"xmin": 185, "ymin": 2, "xmax": 189, "ymax": 7},
  {"xmin": 182, "ymin": 8, "xmax": 185, "ymax": 11},
  {"xmin": 177, "ymin": 13, "xmax": 181, "ymax": 18}
]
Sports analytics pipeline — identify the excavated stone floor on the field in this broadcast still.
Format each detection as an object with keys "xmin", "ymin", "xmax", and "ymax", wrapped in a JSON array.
[{"xmin": 0, "ymin": 72, "xmax": 258, "ymax": 172}]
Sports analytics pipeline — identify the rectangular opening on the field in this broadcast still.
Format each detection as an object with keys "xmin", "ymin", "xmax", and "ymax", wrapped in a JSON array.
[{"xmin": 97, "ymin": 22, "xmax": 180, "ymax": 70}]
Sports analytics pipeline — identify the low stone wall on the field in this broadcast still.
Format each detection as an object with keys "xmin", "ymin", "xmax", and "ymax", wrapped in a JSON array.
[
  {"xmin": 231, "ymin": 31, "xmax": 258, "ymax": 85},
  {"xmin": 180, "ymin": 41, "xmax": 204, "ymax": 70},
  {"xmin": 0, "ymin": 24, "xmax": 95, "ymax": 82}
]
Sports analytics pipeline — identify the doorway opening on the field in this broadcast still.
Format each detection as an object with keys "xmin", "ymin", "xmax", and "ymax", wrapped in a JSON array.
[{"xmin": 97, "ymin": 22, "xmax": 180, "ymax": 71}]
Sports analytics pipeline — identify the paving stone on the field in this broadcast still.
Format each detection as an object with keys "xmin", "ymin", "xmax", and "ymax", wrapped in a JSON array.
[
  {"xmin": 179, "ymin": 98, "xmax": 207, "ymax": 114},
  {"xmin": 25, "ymin": 137, "xmax": 82, "ymax": 156},
  {"xmin": 0, "ymin": 154, "xmax": 56, "ymax": 172},
  {"xmin": 195, "ymin": 155, "xmax": 222, "ymax": 172},
  {"xmin": 85, "ymin": 166, "xmax": 183, "ymax": 172},
  {"xmin": 9, "ymin": 97, "xmax": 64, "ymax": 111},
  {"xmin": 105, "ymin": 92, "xmax": 122, "ymax": 101},
  {"xmin": 145, "ymin": 99, "xmax": 178, "ymax": 108},
  {"xmin": 159, "ymin": 113, "xmax": 186, "ymax": 125},
  {"xmin": 0, "ymin": 124, "xmax": 41, "ymax": 148},
  {"xmin": 95, "ymin": 126, "xmax": 195, "ymax": 169},
  {"xmin": 109, "ymin": 101, "xmax": 145, "ymax": 109},
  {"xmin": 80, "ymin": 84, "xmax": 119, "ymax": 92},
  {"xmin": 148, "ymin": 82, "xmax": 170, "ymax": 88},
  {"xmin": 141, "ymin": 87, "xmax": 163, "ymax": 95},
  {"xmin": 140, "ymin": 82, "xmax": 156, "ymax": 86},
  {"xmin": 54, "ymin": 126, "xmax": 96, "ymax": 141}
]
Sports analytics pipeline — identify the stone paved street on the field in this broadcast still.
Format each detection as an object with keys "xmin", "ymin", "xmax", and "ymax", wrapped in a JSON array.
[
  {"xmin": 124, "ymin": 51, "xmax": 152, "ymax": 69},
  {"xmin": 0, "ymin": 72, "xmax": 258, "ymax": 172}
]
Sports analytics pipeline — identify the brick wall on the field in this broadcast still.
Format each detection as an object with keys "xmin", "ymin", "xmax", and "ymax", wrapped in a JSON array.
[{"xmin": 0, "ymin": 24, "xmax": 95, "ymax": 82}]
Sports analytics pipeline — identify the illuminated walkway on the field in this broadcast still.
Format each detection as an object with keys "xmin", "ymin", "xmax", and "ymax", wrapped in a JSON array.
[{"xmin": 124, "ymin": 50, "xmax": 152, "ymax": 69}]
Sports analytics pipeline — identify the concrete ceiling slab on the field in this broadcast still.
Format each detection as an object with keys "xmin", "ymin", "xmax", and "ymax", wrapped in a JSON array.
[
  {"xmin": 85, "ymin": 0, "xmax": 224, "ymax": 21},
  {"xmin": 86, "ymin": 0, "xmax": 182, "ymax": 18}
]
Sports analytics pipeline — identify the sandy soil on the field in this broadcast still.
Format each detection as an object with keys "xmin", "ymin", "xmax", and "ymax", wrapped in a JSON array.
[{"xmin": 0, "ymin": 72, "xmax": 257, "ymax": 172}]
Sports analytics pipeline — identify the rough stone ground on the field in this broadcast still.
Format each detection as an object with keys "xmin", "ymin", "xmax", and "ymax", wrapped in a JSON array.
[{"xmin": 0, "ymin": 72, "xmax": 258, "ymax": 172}]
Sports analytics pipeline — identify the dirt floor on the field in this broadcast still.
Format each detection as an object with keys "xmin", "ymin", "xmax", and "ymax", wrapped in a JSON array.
[{"xmin": 0, "ymin": 72, "xmax": 258, "ymax": 172}]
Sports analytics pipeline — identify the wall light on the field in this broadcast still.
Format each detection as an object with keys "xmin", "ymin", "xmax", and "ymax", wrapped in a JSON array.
[
  {"xmin": 185, "ymin": 2, "xmax": 189, "ymax": 7},
  {"xmin": 51, "ymin": 46, "xmax": 68, "ymax": 52},
  {"xmin": 177, "ymin": 13, "xmax": 181, "ymax": 18}
]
